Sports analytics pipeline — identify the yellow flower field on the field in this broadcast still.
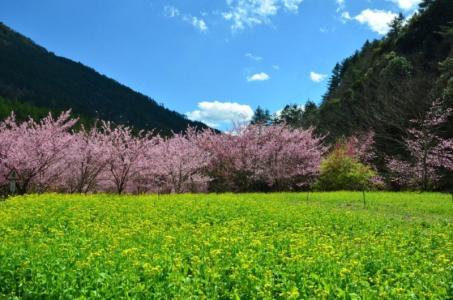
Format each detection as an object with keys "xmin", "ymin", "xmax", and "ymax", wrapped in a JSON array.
[{"xmin": 0, "ymin": 192, "xmax": 452, "ymax": 299}]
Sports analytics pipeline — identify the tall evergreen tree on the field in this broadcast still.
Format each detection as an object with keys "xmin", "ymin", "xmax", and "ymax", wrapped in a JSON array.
[
  {"xmin": 419, "ymin": 0, "xmax": 435, "ymax": 12},
  {"xmin": 251, "ymin": 106, "xmax": 271, "ymax": 125},
  {"xmin": 388, "ymin": 13, "xmax": 405, "ymax": 40},
  {"xmin": 275, "ymin": 104, "xmax": 304, "ymax": 128},
  {"xmin": 301, "ymin": 101, "xmax": 319, "ymax": 128},
  {"xmin": 323, "ymin": 63, "xmax": 342, "ymax": 100}
]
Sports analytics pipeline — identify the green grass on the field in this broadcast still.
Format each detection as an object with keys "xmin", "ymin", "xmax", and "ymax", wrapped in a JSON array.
[{"xmin": 0, "ymin": 192, "xmax": 452, "ymax": 299}]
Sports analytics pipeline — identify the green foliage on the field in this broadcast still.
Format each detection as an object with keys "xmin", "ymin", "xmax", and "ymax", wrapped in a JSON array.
[
  {"xmin": 300, "ymin": 100, "xmax": 319, "ymax": 128},
  {"xmin": 387, "ymin": 13, "xmax": 405, "ymax": 40},
  {"xmin": 0, "ymin": 97, "xmax": 92, "ymax": 127},
  {"xmin": 274, "ymin": 104, "xmax": 304, "ymax": 127},
  {"xmin": 316, "ymin": 147, "xmax": 376, "ymax": 191},
  {"xmin": 0, "ymin": 97, "xmax": 52, "ymax": 120},
  {"xmin": 0, "ymin": 23, "xmax": 208, "ymax": 133},
  {"xmin": 380, "ymin": 52, "xmax": 413, "ymax": 78},
  {"xmin": 317, "ymin": 0, "xmax": 453, "ymax": 155},
  {"xmin": 0, "ymin": 193, "xmax": 451, "ymax": 298},
  {"xmin": 255, "ymin": 101, "xmax": 319, "ymax": 130},
  {"xmin": 251, "ymin": 106, "xmax": 272, "ymax": 125},
  {"xmin": 434, "ymin": 57, "xmax": 453, "ymax": 101}
]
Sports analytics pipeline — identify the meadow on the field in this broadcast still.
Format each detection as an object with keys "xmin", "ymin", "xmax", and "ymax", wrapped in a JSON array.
[{"xmin": 0, "ymin": 192, "xmax": 452, "ymax": 299}]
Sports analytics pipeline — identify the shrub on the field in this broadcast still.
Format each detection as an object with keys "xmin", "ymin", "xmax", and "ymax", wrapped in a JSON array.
[{"xmin": 316, "ymin": 147, "xmax": 376, "ymax": 191}]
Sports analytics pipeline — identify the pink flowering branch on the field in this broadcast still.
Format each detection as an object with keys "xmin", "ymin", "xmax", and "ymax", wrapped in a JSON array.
[{"xmin": 387, "ymin": 99, "xmax": 453, "ymax": 190}]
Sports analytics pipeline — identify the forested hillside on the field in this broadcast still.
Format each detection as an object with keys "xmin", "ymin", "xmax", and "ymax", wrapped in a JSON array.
[
  {"xmin": 317, "ymin": 0, "xmax": 453, "ymax": 156},
  {"xmin": 256, "ymin": 0, "xmax": 452, "ymax": 156},
  {"xmin": 318, "ymin": 0, "xmax": 453, "ymax": 148},
  {"xmin": 247, "ymin": 0, "xmax": 453, "ymax": 190},
  {"xmin": 0, "ymin": 23, "xmax": 208, "ymax": 133}
]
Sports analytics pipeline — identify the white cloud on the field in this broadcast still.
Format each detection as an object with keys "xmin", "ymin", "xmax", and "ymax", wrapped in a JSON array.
[
  {"xmin": 336, "ymin": 0, "xmax": 345, "ymax": 12},
  {"xmin": 341, "ymin": 11, "xmax": 352, "ymax": 21},
  {"xmin": 245, "ymin": 52, "xmax": 263, "ymax": 61},
  {"xmin": 282, "ymin": 0, "xmax": 304, "ymax": 12},
  {"xmin": 186, "ymin": 101, "xmax": 254, "ymax": 127},
  {"xmin": 247, "ymin": 72, "xmax": 270, "ymax": 82},
  {"xmin": 223, "ymin": 0, "xmax": 304, "ymax": 31},
  {"xmin": 390, "ymin": 0, "xmax": 421, "ymax": 11},
  {"xmin": 164, "ymin": 6, "xmax": 180, "ymax": 18},
  {"xmin": 354, "ymin": 9, "xmax": 398, "ymax": 35},
  {"xmin": 164, "ymin": 6, "xmax": 208, "ymax": 32},
  {"xmin": 310, "ymin": 71, "xmax": 327, "ymax": 83},
  {"xmin": 183, "ymin": 15, "xmax": 208, "ymax": 32},
  {"xmin": 335, "ymin": 0, "xmax": 351, "ymax": 23},
  {"xmin": 272, "ymin": 65, "xmax": 280, "ymax": 70}
]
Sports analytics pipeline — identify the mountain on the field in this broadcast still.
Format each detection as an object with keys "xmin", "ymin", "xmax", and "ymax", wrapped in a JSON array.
[
  {"xmin": 0, "ymin": 22, "xmax": 208, "ymax": 133},
  {"xmin": 315, "ymin": 0, "xmax": 453, "ymax": 155}
]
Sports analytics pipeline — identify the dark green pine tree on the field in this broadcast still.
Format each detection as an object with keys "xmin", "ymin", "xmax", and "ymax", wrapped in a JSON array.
[
  {"xmin": 388, "ymin": 13, "xmax": 405, "ymax": 40},
  {"xmin": 419, "ymin": 0, "xmax": 435, "ymax": 12},
  {"xmin": 323, "ymin": 63, "xmax": 342, "ymax": 100},
  {"xmin": 276, "ymin": 104, "xmax": 304, "ymax": 128},
  {"xmin": 301, "ymin": 101, "xmax": 319, "ymax": 128},
  {"xmin": 251, "ymin": 106, "xmax": 272, "ymax": 125}
]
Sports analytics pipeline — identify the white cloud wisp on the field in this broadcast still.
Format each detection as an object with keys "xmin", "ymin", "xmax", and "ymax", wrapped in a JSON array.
[
  {"xmin": 310, "ymin": 71, "xmax": 327, "ymax": 83},
  {"xmin": 247, "ymin": 72, "xmax": 270, "ymax": 82},
  {"xmin": 164, "ymin": 5, "xmax": 208, "ymax": 32},
  {"xmin": 390, "ymin": 0, "xmax": 422, "ymax": 11},
  {"xmin": 354, "ymin": 9, "xmax": 398, "ymax": 35},
  {"xmin": 223, "ymin": 0, "xmax": 304, "ymax": 31},
  {"xmin": 186, "ymin": 101, "xmax": 254, "ymax": 128}
]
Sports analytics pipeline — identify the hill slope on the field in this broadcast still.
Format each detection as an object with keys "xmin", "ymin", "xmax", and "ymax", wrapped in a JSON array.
[
  {"xmin": 316, "ymin": 0, "xmax": 453, "ymax": 153},
  {"xmin": 0, "ymin": 23, "xmax": 207, "ymax": 133}
]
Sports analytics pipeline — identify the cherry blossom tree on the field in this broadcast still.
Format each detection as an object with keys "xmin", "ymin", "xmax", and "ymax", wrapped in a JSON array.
[
  {"xmin": 58, "ymin": 126, "xmax": 109, "ymax": 193},
  {"xmin": 0, "ymin": 118, "xmax": 14, "ymax": 191},
  {"xmin": 343, "ymin": 131, "xmax": 376, "ymax": 165},
  {"xmin": 387, "ymin": 99, "xmax": 453, "ymax": 190},
  {"xmin": 198, "ymin": 124, "xmax": 325, "ymax": 192},
  {"xmin": 0, "ymin": 112, "xmax": 329, "ymax": 194},
  {"xmin": 0, "ymin": 111, "xmax": 77, "ymax": 194},
  {"xmin": 101, "ymin": 122, "xmax": 153, "ymax": 194},
  {"xmin": 254, "ymin": 125, "xmax": 325, "ymax": 190},
  {"xmin": 196, "ymin": 125, "xmax": 267, "ymax": 191},
  {"xmin": 146, "ymin": 128, "xmax": 211, "ymax": 193}
]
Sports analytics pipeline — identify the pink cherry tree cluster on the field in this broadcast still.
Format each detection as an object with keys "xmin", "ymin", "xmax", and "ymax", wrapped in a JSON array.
[
  {"xmin": 143, "ymin": 128, "xmax": 211, "ymax": 194},
  {"xmin": 387, "ymin": 99, "xmax": 453, "ymax": 190},
  {"xmin": 197, "ymin": 124, "xmax": 325, "ymax": 192},
  {"xmin": 0, "ymin": 111, "xmax": 77, "ymax": 194},
  {"xmin": 0, "ymin": 112, "xmax": 326, "ymax": 194}
]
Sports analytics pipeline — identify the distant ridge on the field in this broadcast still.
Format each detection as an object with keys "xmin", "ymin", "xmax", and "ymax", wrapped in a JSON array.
[{"xmin": 0, "ymin": 22, "xmax": 209, "ymax": 133}]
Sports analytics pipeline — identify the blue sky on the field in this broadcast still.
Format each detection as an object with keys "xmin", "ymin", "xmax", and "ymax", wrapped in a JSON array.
[{"xmin": 0, "ymin": 0, "xmax": 421, "ymax": 129}]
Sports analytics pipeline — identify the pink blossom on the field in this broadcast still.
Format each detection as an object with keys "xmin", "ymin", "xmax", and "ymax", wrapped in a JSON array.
[{"xmin": 387, "ymin": 99, "xmax": 453, "ymax": 189}]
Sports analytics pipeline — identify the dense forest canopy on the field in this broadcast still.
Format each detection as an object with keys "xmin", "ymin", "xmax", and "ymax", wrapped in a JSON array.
[{"xmin": 317, "ymin": 0, "xmax": 453, "ymax": 148}]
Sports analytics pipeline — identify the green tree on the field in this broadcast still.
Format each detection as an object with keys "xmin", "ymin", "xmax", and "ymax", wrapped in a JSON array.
[
  {"xmin": 301, "ymin": 101, "xmax": 319, "ymax": 128},
  {"xmin": 323, "ymin": 63, "xmax": 342, "ymax": 100},
  {"xmin": 251, "ymin": 106, "xmax": 271, "ymax": 125},
  {"xmin": 316, "ymin": 146, "xmax": 376, "ymax": 191},
  {"xmin": 275, "ymin": 104, "xmax": 304, "ymax": 128},
  {"xmin": 388, "ymin": 13, "xmax": 405, "ymax": 40},
  {"xmin": 419, "ymin": 0, "xmax": 435, "ymax": 12}
]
